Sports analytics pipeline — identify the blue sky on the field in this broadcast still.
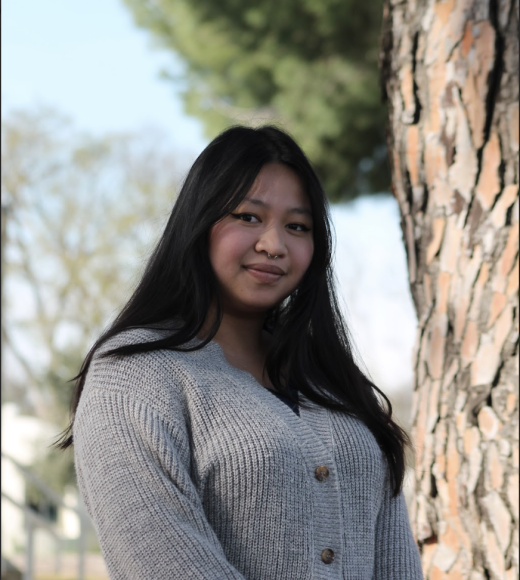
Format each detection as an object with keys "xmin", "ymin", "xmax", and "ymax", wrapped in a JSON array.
[
  {"xmin": 2, "ymin": 0, "xmax": 417, "ymax": 395},
  {"xmin": 2, "ymin": 0, "xmax": 207, "ymax": 154}
]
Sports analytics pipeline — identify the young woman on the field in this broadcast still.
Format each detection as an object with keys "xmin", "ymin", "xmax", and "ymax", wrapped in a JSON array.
[{"xmin": 59, "ymin": 126, "xmax": 423, "ymax": 579}]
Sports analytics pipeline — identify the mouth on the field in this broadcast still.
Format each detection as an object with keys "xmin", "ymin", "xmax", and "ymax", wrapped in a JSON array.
[{"xmin": 243, "ymin": 263, "xmax": 286, "ymax": 282}]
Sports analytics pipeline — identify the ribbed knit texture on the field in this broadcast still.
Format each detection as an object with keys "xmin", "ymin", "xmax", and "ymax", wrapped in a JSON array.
[{"xmin": 74, "ymin": 327, "xmax": 424, "ymax": 579}]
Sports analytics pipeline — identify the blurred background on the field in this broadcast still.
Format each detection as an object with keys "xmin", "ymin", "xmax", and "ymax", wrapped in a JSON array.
[{"xmin": 1, "ymin": 0, "xmax": 417, "ymax": 578}]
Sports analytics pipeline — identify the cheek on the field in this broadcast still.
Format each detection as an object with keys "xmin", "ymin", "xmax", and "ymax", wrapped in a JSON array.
[
  {"xmin": 209, "ymin": 225, "xmax": 230, "ymax": 276},
  {"xmin": 290, "ymin": 239, "xmax": 314, "ymax": 279},
  {"xmin": 208, "ymin": 223, "xmax": 249, "ymax": 276}
]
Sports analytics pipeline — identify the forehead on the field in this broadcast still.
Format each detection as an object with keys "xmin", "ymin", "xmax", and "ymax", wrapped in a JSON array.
[{"xmin": 245, "ymin": 163, "xmax": 310, "ymax": 208}]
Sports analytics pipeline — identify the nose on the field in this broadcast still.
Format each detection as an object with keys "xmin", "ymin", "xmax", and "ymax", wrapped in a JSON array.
[{"xmin": 255, "ymin": 224, "xmax": 286, "ymax": 259}]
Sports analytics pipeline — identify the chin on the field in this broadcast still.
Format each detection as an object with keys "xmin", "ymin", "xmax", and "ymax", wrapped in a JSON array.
[
  {"xmin": 242, "ymin": 301, "xmax": 280, "ymax": 314},
  {"xmin": 227, "ymin": 295, "xmax": 284, "ymax": 316}
]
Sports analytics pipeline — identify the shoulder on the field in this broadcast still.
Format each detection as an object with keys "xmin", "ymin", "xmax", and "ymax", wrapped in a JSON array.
[
  {"xmin": 82, "ymin": 326, "xmax": 218, "ymax": 416},
  {"xmin": 95, "ymin": 322, "xmax": 179, "ymax": 353}
]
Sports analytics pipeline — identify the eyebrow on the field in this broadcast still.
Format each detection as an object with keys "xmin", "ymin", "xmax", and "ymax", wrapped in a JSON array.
[{"xmin": 242, "ymin": 197, "xmax": 313, "ymax": 218}]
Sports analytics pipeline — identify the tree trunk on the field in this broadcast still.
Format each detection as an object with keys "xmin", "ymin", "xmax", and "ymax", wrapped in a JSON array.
[{"xmin": 380, "ymin": 0, "xmax": 519, "ymax": 578}]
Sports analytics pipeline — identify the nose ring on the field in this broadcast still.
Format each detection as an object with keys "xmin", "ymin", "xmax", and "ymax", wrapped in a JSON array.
[{"xmin": 267, "ymin": 253, "xmax": 279, "ymax": 260}]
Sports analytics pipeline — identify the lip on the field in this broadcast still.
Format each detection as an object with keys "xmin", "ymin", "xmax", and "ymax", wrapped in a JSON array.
[
  {"xmin": 244, "ymin": 263, "xmax": 286, "ymax": 283},
  {"xmin": 244, "ymin": 263, "xmax": 286, "ymax": 275}
]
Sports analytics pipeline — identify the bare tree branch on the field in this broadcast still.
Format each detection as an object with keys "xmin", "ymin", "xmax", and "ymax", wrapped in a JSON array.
[{"xmin": 1, "ymin": 325, "xmax": 41, "ymax": 387}]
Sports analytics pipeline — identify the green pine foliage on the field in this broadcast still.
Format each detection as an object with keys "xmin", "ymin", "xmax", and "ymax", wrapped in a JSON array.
[{"xmin": 123, "ymin": 0, "xmax": 389, "ymax": 200}]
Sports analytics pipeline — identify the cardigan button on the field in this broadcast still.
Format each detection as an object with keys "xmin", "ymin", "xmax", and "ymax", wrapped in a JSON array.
[
  {"xmin": 315, "ymin": 465, "xmax": 330, "ymax": 482},
  {"xmin": 321, "ymin": 548, "xmax": 335, "ymax": 564}
]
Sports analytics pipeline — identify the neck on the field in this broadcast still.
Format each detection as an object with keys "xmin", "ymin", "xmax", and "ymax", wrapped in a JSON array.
[
  {"xmin": 201, "ymin": 307, "xmax": 267, "ymax": 357},
  {"xmin": 199, "ymin": 304, "xmax": 274, "ymax": 389}
]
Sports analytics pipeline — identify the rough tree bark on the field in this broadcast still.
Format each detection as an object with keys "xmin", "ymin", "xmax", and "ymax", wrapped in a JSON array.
[{"xmin": 380, "ymin": 0, "xmax": 518, "ymax": 578}]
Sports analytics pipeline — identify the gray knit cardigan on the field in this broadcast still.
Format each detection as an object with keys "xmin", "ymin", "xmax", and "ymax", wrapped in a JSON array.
[{"xmin": 74, "ymin": 327, "xmax": 424, "ymax": 579}]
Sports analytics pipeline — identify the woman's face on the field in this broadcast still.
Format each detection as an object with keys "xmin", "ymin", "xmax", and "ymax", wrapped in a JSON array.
[{"xmin": 209, "ymin": 163, "xmax": 314, "ymax": 316}]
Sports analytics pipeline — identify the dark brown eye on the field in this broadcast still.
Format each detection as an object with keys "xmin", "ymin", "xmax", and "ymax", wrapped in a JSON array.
[
  {"xmin": 287, "ymin": 223, "xmax": 311, "ymax": 232},
  {"xmin": 230, "ymin": 213, "xmax": 260, "ymax": 223}
]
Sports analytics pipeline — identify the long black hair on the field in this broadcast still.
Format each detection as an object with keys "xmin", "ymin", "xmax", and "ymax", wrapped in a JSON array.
[{"xmin": 57, "ymin": 125, "xmax": 410, "ymax": 496}]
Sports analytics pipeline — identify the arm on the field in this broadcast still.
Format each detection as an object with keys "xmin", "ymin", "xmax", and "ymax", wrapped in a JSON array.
[
  {"xmin": 73, "ymin": 356, "xmax": 246, "ymax": 580},
  {"xmin": 373, "ymin": 479, "xmax": 424, "ymax": 580}
]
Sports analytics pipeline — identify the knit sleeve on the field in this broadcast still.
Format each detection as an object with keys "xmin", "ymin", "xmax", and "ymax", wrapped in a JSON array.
[
  {"xmin": 73, "ymin": 355, "xmax": 246, "ymax": 580},
  {"xmin": 373, "ymin": 480, "xmax": 424, "ymax": 580}
]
